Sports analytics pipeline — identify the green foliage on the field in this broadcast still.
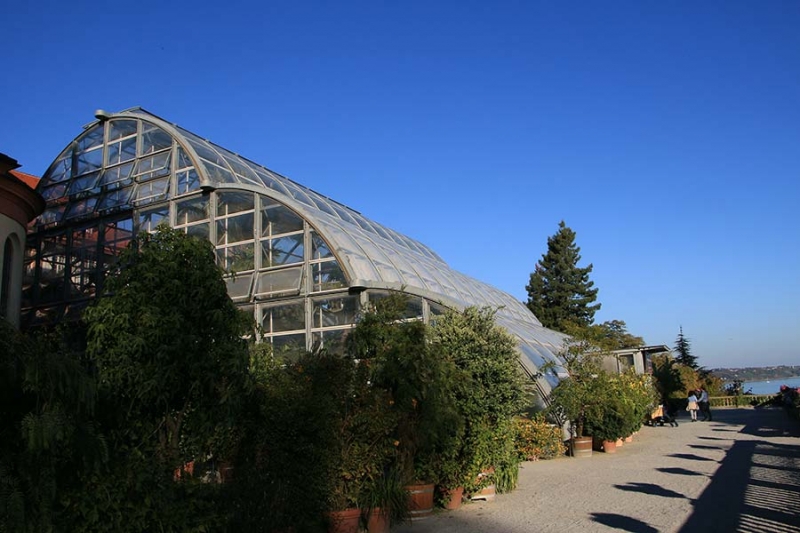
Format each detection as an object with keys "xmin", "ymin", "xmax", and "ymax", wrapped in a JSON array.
[
  {"xmin": 514, "ymin": 415, "xmax": 566, "ymax": 461},
  {"xmin": 673, "ymin": 326, "xmax": 698, "ymax": 369},
  {"xmin": 526, "ymin": 221, "xmax": 601, "ymax": 331},
  {"xmin": 227, "ymin": 346, "xmax": 332, "ymax": 531},
  {"xmin": 349, "ymin": 294, "xmax": 460, "ymax": 485},
  {"xmin": 651, "ymin": 353, "xmax": 685, "ymax": 402},
  {"xmin": 78, "ymin": 227, "xmax": 251, "ymax": 532},
  {"xmin": 585, "ymin": 320, "xmax": 644, "ymax": 351},
  {"xmin": 0, "ymin": 322, "xmax": 103, "ymax": 533},
  {"xmin": 429, "ymin": 307, "xmax": 526, "ymax": 494}
]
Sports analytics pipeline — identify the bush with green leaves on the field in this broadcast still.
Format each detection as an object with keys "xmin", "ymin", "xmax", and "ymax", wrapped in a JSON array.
[{"xmin": 429, "ymin": 307, "xmax": 527, "ymax": 495}]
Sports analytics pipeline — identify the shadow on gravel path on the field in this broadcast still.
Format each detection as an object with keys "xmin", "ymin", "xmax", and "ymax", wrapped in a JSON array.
[
  {"xmin": 678, "ymin": 409, "xmax": 800, "ymax": 533},
  {"xmin": 590, "ymin": 512, "xmax": 658, "ymax": 533}
]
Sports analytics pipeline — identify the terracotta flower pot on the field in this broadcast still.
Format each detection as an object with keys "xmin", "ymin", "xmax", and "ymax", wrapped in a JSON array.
[
  {"xmin": 602, "ymin": 439, "xmax": 617, "ymax": 454},
  {"xmin": 325, "ymin": 508, "xmax": 361, "ymax": 533},
  {"xmin": 625, "ymin": 435, "xmax": 633, "ymax": 443},
  {"xmin": 365, "ymin": 507, "xmax": 389, "ymax": 533},
  {"xmin": 441, "ymin": 486, "xmax": 464, "ymax": 510},
  {"xmin": 615, "ymin": 438, "xmax": 624, "ymax": 447}
]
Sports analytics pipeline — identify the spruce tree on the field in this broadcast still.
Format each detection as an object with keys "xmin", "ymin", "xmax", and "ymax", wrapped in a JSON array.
[
  {"xmin": 673, "ymin": 326, "xmax": 698, "ymax": 369},
  {"xmin": 526, "ymin": 221, "xmax": 601, "ymax": 331}
]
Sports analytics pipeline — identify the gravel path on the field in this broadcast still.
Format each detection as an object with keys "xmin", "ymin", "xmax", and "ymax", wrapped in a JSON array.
[{"xmin": 392, "ymin": 407, "xmax": 800, "ymax": 533}]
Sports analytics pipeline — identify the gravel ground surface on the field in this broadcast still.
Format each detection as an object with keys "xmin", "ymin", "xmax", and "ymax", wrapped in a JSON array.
[{"xmin": 392, "ymin": 407, "xmax": 800, "ymax": 533}]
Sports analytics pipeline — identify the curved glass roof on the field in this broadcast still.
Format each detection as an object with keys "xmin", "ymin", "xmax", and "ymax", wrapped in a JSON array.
[{"xmin": 33, "ymin": 107, "xmax": 568, "ymax": 383}]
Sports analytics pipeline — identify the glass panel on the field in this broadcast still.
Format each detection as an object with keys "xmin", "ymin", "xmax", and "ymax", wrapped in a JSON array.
[
  {"xmin": 108, "ymin": 119, "xmax": 137, "ymax": 141},
  {"xmin": 176, "ymin": 168, "xmax": 200, "ymax": 194},
  {"xmin": 67, "ymin": 171, "xmax": 101, "ymax": 195},
  {"xmin": 141, "ymin": 124, "xmax": 172, "ymax": 154},
  {"xmin": 135, "ymin": 151, "xmax": 171, "ymax": 181},
  {"xmin": 311, "ymin": 231, "xmax": 333, "ymax": 259},
  {"xmin": 44, "ymin": 156, "xmax": 72, "ymax": 184},
  {"xmin": 263, "ymin": 302, "xmax": 305, "ymax": 333},
  {"xmin": 36, "ymin": 206, "xmax": 66, "ymax": 226},
  {"xmin": 64, "ymin": 197, "xmax": 98, "ymax": 219},
  {"xmin": 176, "ymin": 146, "xmax": 195, "ymax": 169},
  {"xmin": 253, "ymin": 169, "xmax": 291, "ymax": 196},
  {"xmin": 107, "ymin": 137, "xmax": 137, "ymax": 166},
  {"xmin": 261, "ymin": 199, "xmax": 304, "ymax": 236},
  {"xmin": 264, "ymin": 234, "xmax": 304, "ymax": 267},
  {"xmin": 99, "ymin": 162, "xmax": 135, "ymax": 188},
  {"xmin": 134, "ymin": 177, "xmax": 170, "ymax": 205},
  {"xmin": 310, "ymin": 329, "xmax": 349, "ymax": 356},
  {"xmin": 217, "ymin": 242, "xmax": 255, "ymax": 273},
  {"xmin": 185, "ymin": 223, "xmax": 209, "ymax": 240},
  {"xmin": 203, "ymin": 163, "xmax": 235, "ymax": 183},
  {"xmin": 255, "ymin": 266, "xmax": 303, "ymax": 296},
  {"xmin": 312, "ymin": 296, "xmax": 357, "ymax": 328},
  {"xmin": 217, "ymin": 191, "xmax": 254, "ymax": 216},
  {"xmin": 216, "ymin": 212, "xmax": 254, "ymax": 245},
  {"xmin": 138, "ymin": 207, "xmax": 169, "ymax": 233},
  {"xmin": 221, "ymin": 153, "xmax": 260, "ymax": 184},
  {"xmin": 368, "ymin": 291, "xmax": 423, "ymax": 319},
  {"xmin": 313, "ymin": 260, "xmax": 346, "ymax": 292},
  {"xmin": 40, "ymin": 183, "xmax": 68, "ymax": 201},
  {"xmin": 77, "ymin": 125, "xmax": 104, "ymax": 151},
  {"xmin": 428, "ymin": 300, "xmax": 448, "ymax": 316},
  {"xmin": 188, "ymin": 139, "xmax": 227, "ymax": 167},
  {"xmin": 97, "ymin": 187, "xmax": 133, "ymax": 210},
  {"xmin": 103, "ymin": 218, "xmax": 133, "ymax": 245},
  {"xmin": 176, "ymin": 196, "xmax": 209, "ymax": 224},
  {"xmin": 331, "ymin": 204, "xmax": 358, "ymax": 225},
  {"xmin": 225, "ymin": 273, "xmax": 253, "ymax": 299},
  {"xmin": 309, "ymin": 196, "xmax": 337, "ymax": 217},
  {"xmin": 76, "ymin": 148, "xmax": 103, "ymax": 175},
  {"xmin": 271, "ymin": 334, "xmax": 306, "ymax": 361}
]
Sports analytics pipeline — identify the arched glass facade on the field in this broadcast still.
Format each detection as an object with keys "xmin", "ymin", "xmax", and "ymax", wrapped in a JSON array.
[{"xmin": 25, "ymin": 107, "xmax": 568, "ymax": 393}]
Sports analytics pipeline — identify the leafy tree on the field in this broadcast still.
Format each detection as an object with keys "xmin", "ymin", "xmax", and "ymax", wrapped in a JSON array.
[
  {"xmin": 347, "ymin": 294, "xmax": 459, "ymax": 486},
  {"xmin": 674, "ymin": 326, "xmax": 698, "ymax": 369},
  {"xmin": 562, "ymin": 320, "xmax": 644, "ymax": 352},
  {"xmin": 78, "ymin": 227, "xmax": 251, "ymax": 532},
  {"xmin": 526, "ymin": 221, "xmax": 601, "ymax": 331},
  {"xmin": 651, "ymin": 353, "xmax": 685, "ymax": 402},
  {"xmin": 0, "ymin": 323, "xmax": 103, "ymax": 533}
]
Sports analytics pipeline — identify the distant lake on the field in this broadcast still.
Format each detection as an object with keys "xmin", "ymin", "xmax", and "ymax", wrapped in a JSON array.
[{"xmin": 741, "ymin": 376, "xmax": 800, "ymax": 395}]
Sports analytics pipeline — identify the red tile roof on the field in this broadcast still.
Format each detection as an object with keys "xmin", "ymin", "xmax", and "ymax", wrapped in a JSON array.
[{"xmin": 9, "ymin": 169, "xmax": 40, "ymax": 189}]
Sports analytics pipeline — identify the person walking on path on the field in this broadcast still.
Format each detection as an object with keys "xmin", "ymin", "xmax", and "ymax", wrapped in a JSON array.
[
  {"xmin": 698, "ymin": 387, "xmax": 712, "ymax": 421},
  {"xmin": 687, "ymin": 391, "xmax": 699, "ymax": 421}
]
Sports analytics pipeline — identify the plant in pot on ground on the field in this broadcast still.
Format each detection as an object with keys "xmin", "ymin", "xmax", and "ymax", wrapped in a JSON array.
[{"xmin": 346, "ymin": 293, "xmax": 460, "ymax": 516}]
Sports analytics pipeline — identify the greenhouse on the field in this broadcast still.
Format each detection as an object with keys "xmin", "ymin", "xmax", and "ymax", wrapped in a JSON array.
[{"xmin": 24, "ymin": 107, "xmax": 568, "ymax": 394}]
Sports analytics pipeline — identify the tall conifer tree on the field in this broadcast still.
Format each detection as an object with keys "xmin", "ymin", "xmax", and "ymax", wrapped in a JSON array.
[
  {"xmin": 673, "ymin": 326, "xmax": 698, "ymax": 369},
  {"xmin": 526, "ymin": 221, "xmax": 601, "ymax": 331}
]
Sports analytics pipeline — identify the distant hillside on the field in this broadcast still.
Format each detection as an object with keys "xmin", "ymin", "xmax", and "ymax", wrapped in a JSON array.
[{"xmin": 710, "ymin": 365, "xmax": 800, "ymax": 382}]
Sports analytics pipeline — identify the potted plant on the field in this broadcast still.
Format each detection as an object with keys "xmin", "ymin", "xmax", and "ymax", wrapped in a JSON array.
[
  {"xmin": 428, "ymin": 307, "xmax": 527, "ymax": 502},
  {"xmin": 360, "ymin": 469, "xmax": 409, "ymax": 533},
  {"xmin": 312, "ymin": 353, "xmax": 398, "ymax": 533},
  {"xmin": 347, "ymin": 294, "xmax": 460, "ymax": 519}
]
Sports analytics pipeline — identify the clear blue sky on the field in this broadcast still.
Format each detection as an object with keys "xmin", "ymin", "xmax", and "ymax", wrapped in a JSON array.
[{"xmin": 3, "ymin": 1, "xmax": 799, "ymax": 369}]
